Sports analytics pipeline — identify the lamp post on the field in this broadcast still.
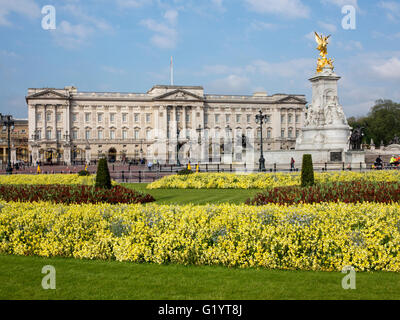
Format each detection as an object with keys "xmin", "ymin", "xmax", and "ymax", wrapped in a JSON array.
[
  {"xmin": 255, "ymin": 110, "xmax": 268, "ymax": 172},
  {"xmin": 196, "ymin": 125, "xmax": 202, "ymax": 145},
  {"xmin": 176, "ymin": 127, "xmax": 181, "ymax": 166},
  {"xmin": 0, "ymin": 114, "xmax": 15, "ymax": 175}
]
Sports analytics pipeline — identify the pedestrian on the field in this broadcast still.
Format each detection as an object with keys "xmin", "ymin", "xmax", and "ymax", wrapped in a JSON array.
[
  {"xmin": 290, "ymin": 157, "xmax": 295, "ymax": 171},
  {"xmin": 147, "ymin": 160, "xmax": 153, "ymax": 171},
  {"xmin": 375, "ymin": 155, "xmax": 383, "ymax": 170}
]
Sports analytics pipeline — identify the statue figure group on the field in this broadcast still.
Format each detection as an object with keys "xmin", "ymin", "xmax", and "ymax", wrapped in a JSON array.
[{"xmin": 349, "ymin": 127, "xmax": 365, "ymax": 150}]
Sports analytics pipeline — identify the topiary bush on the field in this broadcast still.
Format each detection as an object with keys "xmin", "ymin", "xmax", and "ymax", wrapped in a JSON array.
[
  {"xmin": 95, "ymin": 158, "xmax": 112, "ymax": 189},
  {"xmin": 301, "ymin": 154, "xmax": 315, "ymax": 187}
]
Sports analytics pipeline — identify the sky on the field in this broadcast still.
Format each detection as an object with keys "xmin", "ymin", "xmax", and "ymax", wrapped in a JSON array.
[{"xmin": 0, "ymin": 0, "xmax": 399, "ymax": 119}]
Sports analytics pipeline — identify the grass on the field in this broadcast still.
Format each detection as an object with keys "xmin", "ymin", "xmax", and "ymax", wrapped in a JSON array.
[
  {"xmin": 125, "ymin": 183, "xmax": 260, "ymax": 205},
  {"xmin": 2, "ymin": 254, "xmax": 400, "ymax": 300}
]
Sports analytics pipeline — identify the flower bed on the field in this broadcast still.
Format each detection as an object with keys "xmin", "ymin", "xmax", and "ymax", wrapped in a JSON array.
[
  {"xmin": 0, "ymin": 174, "xmax": 96, "ymax": 186},
  {"xmin": 247, "ymin": 181, "xmax": 400, "ymax": 205},
  {"xmin": 1, "ymin": 201, "xmax": 400, "ymax": 272},
  {"xmin": 0, "ymin": 185, "xmax": 155, "ymax": 205},
  {"xmin": 147, "ymin": 171, "xmax": 400, "ymax": 189}
]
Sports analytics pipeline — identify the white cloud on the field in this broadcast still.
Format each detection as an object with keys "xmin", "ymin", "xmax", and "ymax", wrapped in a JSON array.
[
  {"xmin": 0, "ymin": 0, "xmax": 40, "ymax": 26},
  {"xmin": 317, "ymin": 21, "xmax": 337, "ymax": 33},
  {"xmin": 336, "ymin": 40, "xmax": 363, "ymax": 51},
  {"xmin": 208, "ymin": 75, "xmax": 251, "ymax": 93},
  {"xmin": 50, "ymin": 4, "xmax": 114, "ymax": 49},
  {"xmin": 372, "ymin": 57, "xmax": 400, "ymax": 80},
  {"xmin": 52, "ymin": 21, "xmax": 95, "ymax": 49},
  {"xmin": 63, "ymin": 4, "xmax": 113, "ymax": 32},
  {"xmin": 102, "ymin": 66, "xmax": 126, "ymax": 75},
  {"xmin": 164, "ymin": 9, "xmax": 179, "ymax": 25},
  {"xmin": 249, "ymin": 20, "xmax": 278, "ymax": 31},
  {"xmin": 379, "ymin": 1, "xmax": 400, "ymax": 21},
  {"xmin": 211, "ymin": 0, "xmax": 226, "ymax": 12},
  {"xmin": 116, "ymin": 0, "xmax": 153, "ymax": 8},
  {"xmin": 140, "ymin": 10, "xmax": 179, "ymax": 49},
  {"xmin": 244, "ymin": 0, "xmax": 310, "ymax": 19},
  {"xmin": 321, "ymin": 0, "xmax": 358, "ymax": 9}
]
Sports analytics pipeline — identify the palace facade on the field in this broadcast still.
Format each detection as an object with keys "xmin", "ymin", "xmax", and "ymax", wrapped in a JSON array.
[
  {"xmin": 26, "ymin": 85, "xmax": 307, "ymax": 165},
  {"xmin": 0, "ymin": 119, "xmax": 29, "ymax": 166}
]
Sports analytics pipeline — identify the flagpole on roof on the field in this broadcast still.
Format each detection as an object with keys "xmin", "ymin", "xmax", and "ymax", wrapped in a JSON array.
[{"xmin": 170, "ymin": 56, "xmax": 174, "ymax": 86}]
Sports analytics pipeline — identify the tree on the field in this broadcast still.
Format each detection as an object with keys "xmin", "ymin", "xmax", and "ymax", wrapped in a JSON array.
[
  {"xmin": 348, "ymin": 100, "xmax": 400, "ymax": 147},
  {"xmin": 301, "ymin": 154, "xmax": 315, "ymax": 187},
  {"xmin": 95, "ymin": 158, "xmax": 112, "ymax": 189}
]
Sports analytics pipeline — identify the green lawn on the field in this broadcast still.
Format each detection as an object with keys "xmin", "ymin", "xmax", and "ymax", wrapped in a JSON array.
[
  {"xmin": 1, "ymin": 254, "xmax": 400, "ymax": 300},
  {"xmin": 126, "ymin": 183, "xmax": 260, "ymax": 205}
]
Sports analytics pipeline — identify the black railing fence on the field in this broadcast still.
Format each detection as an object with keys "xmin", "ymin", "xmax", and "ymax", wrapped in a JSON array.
[{"xmin": 1, "ymin": 161, "xmax": 399, "ymax": 183}]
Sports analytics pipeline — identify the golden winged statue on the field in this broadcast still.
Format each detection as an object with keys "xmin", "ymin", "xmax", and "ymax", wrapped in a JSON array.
[{"xmin": 315, "ymin": 32, "xmax": 334, "ymax": 73}]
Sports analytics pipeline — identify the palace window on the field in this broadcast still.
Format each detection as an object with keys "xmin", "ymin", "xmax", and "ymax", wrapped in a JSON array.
[
  {"xmin": 98, "ymin": 130, "xmax": 103, "ymax": 140},
  {"xmin": 110, "ymin": 130, "xmax": 115, "ymax": 140},
  {"xmin": 236, "ymin": 115, "xmax": 241, "ymax": 123},
  {"xmin": 296, "ymin": 115, "xmax": 300, "ymax": 123},
  {"xmin": 134, "ymin": 113, "xmax": 140, "ymax": 123},
  {"xmin": 135, "ymin": 129, "xmax": 140, "ymax": 140},
  {"xmin": 56, "ymin": 130, "xmax": 61, "ymax": 140},
  {"xmin": 36, "ymin": 113, "xmax": 42, "ymax": 122},
  {"xmin": 226, "ymin": 115, "xmax": 231, "ymax": 123},
  {"xmin": 122, "ymin": 130, "xmax": 128, "ymax": 140},
  {"xmin": 288, "ymin": 128, "xmax": 293, "ymax": 138},
  {"xmin": 215, "ymin": 114, "xmax": 220, "ymax": 124},
  {"xmin": 186, "ymin": 113, "xmax": 190, "ymax": 123},
  {"xmin": 281, "ymin": 129, "xmax": 285, "ymax": 138},
  {"xmin": 85, "ymin": 113, "xmax": 91, "ymax": 123},
  {"xmin": 247, "ymin": 115, "xmax": 251, "ymax": 123},
  {"xmin": 46, "ymin": 113, "xmax": 52, "ymax": 122},
  {"xmin": 296, "ymin": 130, "xmax": 300, "ymax": 138},
  {"xmin": 72, "ymin": 114, "xmax": 78, "ymax": 122},
  {"xmin": 72, "ymin": 130, "xmax": 78, "ymax": 140},
  {"xmin": 146, "ymin": 114, "xmax": 151, "ymax": 123},
  {"xmin": 98, "ymin": 113, "xmax": 103, "ymax": 123},
  {"xmin": 146, "ymin": 129, "xmax": 151, "ymax": 140},
  {"xmin": 85, "ymin": 130, "xmax": 91, "ymax": 140},
  {"xmin": 122, "ymin": 113, "xmax": 128, "ymax": 123},
  {"xmin": 110, "ymin": 113, "xmax": 115, "ymax": 123},
  {"xmin": 267, "ymin": 129, "xmax": 272, "ymax": 139},
  {"xmin": 281, "ymin": 115, "xmax": 285, "ymax": 123},
  {"xmin": 288, "ymin": 114, "xmax": 293, "ymax": 123},
  {"xmin": 56, "ymin": 113, "xmax": 62, "ymax": 123},
  {"xmin": 46, "ymin": 130, "xmax": 52, "ymax": 140}
]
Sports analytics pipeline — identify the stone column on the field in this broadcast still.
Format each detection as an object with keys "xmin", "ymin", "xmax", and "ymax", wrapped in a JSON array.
[
  {"xmin": 11, "ymin": 146, "xmax": 17, "ymax": 165},
  {"xmin": 183, "ymin": 107, "xmax": 187, "ymax": 138},
  {"xmin": 64, "ymin": 144, "xmax": 72, "ymax": 166},
  {"xmin": 85, "ymin": 145, "xmax": 91, "ymax": 165},
  {"xmin": 31, "ymin": 143, "xmax": 38, "ymax": 164}
]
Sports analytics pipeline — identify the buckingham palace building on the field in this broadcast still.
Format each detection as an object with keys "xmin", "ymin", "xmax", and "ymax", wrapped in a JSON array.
[{"xmin": 26, "ymin": 85, "xmax": 307, "ymax": 165}]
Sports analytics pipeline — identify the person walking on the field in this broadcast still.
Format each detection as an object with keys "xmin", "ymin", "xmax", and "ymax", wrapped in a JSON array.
[
  {"xmin": 375, "ymin": 155, "xmax": 383, "ymax": 170},
  {"xmin": 290, "ymin": 157, "xmax": 295, "ymax": 171},
  {"xmin": 147, "ymin": 160, "xmax": 153, "ymax": 171}
]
